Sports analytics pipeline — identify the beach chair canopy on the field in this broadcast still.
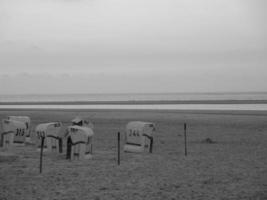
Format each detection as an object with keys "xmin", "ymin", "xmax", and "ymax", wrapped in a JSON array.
[
  {"xmin": 66, "ymin": 125, "xmax": 94, "ymax": 144},
  {"xmin": 8, "ymin": 116, "xmax": 31, "ymax": 129},
  {"xmin": 2, "ymin": 119, "xmax": 27, "ymax": 134},
  {"xmin": 35, "ymin": 122, "xmax": 62, "ymax": 138},
  {"xmin": 126, "ymin": 121, "xmax": 155, "ymax": 138},
  {"xmin": 71, "ymin": 117, "xmax": 94, "ymax": 129}
]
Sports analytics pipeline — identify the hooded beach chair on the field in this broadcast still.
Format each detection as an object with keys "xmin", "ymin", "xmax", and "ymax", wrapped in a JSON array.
[
  {"xmin": 65, "ymin": 126, "xmax": 94, "ymax": 160},
  {"xmin": 1, "ymin": 119, "xmax": 27, "ymax": 147},
  {"xmin": 8, "ymin": 116, "xmax": 31, "ymax": 142},
  {"xmin": 124, "ymin": 121, "xmax": 155, "ymax": 153},
  {"xmin": 35, "ymin": 122, "xmax": 63, "ymax": 153}
]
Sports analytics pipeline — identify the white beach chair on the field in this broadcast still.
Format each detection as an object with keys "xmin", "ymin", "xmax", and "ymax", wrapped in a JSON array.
[
  {"xmin": 65, "ymin": 126, "xmax": 94, "ymax": 160},
  {"xmin": 124, "ymin": 121, "xmax": 155, "ymax": 153},
  {"xmin": 8, "ymin": 116, "xmax": 31, "ymax": 142},
  {"xmin": 1, "ymin": 119, "xmax": 27, "ymax": 147},
  {"xmin": 0, "ymin": 120, "xmax": 15, "ymax": 149},
  {"xmin": 35, "ymin": 122, "xmax": 63, "ymax": 153}
]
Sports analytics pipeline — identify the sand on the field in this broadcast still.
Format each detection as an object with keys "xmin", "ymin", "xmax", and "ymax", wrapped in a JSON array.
[{"xmin": 0, "ymin": 109, "xmax": 267, "ymax": 200}]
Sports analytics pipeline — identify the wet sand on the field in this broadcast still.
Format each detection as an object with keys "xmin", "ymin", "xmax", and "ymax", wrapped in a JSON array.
[{"xmin": 0, "ymin": 109, "xmax": 267, "ymax": 200}]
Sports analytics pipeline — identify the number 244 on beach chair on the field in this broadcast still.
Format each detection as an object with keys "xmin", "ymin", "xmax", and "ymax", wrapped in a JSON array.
[{"xmin": 124, "ymin": 121, "xmax": 155, "ymax": 153}]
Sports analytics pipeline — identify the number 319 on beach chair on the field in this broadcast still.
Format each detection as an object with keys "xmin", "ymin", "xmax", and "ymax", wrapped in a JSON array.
[
  {"xmin": 8, "ymin": 116, "xmax": 31, "ymax": 142},
  {"xmin": 124, "ymin": 121, "xmax": 155, "ymax": 153},
  {"xmin": 1, "ymin": 119, "xmax": 27, "ymax": 147}
]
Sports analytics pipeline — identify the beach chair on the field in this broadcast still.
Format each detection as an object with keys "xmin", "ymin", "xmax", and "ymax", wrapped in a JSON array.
[
  {"xmin": 124, "ymin": 121, "xmax": 155, "ymax": 153},
  {"xmin": 65, "ymin": 126, "xmax": 94, "ymax": 160},
  {"xmin": 71, "ymin": 117, "xmax": 94, "ymax": 129},
  {"xmin": 8, "ymin": 116, "xmax": 31, "ymax": 142},
  {"xmin": 1, "ymin": 119, "xmax": 27, "ymax": 147},
  {"xmin": 35, "ymin": 122, "xmax": 63, "ymax": 153},
  {"xmin": 0, "ymin": 120, "xmax": 15, "ymax": 149}
]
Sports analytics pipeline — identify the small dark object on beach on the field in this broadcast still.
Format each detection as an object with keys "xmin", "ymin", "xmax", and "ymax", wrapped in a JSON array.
[{"xmin": 203, "ymin": 138, "xmax": 216, "ymax": 144}]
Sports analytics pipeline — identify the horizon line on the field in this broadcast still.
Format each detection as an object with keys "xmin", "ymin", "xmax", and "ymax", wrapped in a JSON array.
[{"xmin": 1, "ymin": 91, "xmax": 267, "ymax": 96}]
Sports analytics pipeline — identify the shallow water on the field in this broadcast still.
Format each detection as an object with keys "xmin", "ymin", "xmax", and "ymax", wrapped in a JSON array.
[
  {"xmin": 1, "ymin": 92, "xmax": 267, "ymax": 102},
  {"xmin": 1, "ymin": 104, "xmax": 267, "ymax": 111}
]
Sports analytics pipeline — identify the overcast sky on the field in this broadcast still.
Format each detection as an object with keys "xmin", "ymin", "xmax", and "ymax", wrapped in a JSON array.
[{"xmin": 0, "ymin": 0, "xmax": 266, "ymax": 94}]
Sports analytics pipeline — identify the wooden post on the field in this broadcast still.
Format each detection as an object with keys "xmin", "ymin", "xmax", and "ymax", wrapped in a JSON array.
[
  {"xmin": 39, "ymin": 136, "xmax": 45, "ymax": 173},
  {"xmin": 184, "ymin": 123, "xmax": 187, "ymax": 156},
  {"xmin": 149, "ymin": 137, "xmax": 153, "ymax": 153},
  {"xmin": 0, "ymin": 132, "xmax": 4, "ymax": 147},
  {"xmin": 117, "ymin": 132, "xmax": 120, "ymax": 165},
  {"xmin": 58, "ymin": 138, "xmax": 63, "ymax": 153}
]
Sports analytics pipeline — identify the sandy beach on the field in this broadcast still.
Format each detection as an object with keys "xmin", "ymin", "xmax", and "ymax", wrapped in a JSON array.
[
  {"xmin": 2, "ymin": 0, "xmax": 266, "ymax": 199},
  {"xmin": 0, "ymin": 109, "xmax": 267, "ymax": 200}
]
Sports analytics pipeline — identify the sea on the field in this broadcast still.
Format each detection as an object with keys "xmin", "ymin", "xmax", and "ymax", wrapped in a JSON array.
[{"xmin": 0, "ymin": 92, "xmax": 267, "ymax": 111}]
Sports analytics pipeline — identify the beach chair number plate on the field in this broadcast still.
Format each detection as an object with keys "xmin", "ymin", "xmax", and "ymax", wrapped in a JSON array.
[
  {"xmin": 15, "ymin": 128, "xmax": 25, "ymax": 136},
  {"xmin": 70, "ymin": 128, "xmax": 78, "ymax": 132},
  {"xmin": 54, "ymin": 123, "xmax": 61, "ymax": 127},
  {"xmin": 37, "ymin": 131, "xmax": 45, "ymax": 138},
  {"xmin": 127, "ymin": 129, "xmax": 142, "ymax": 146},
  {"xmin": 128, "ymin": 129, "xmax": 140, "ymax": 137}
]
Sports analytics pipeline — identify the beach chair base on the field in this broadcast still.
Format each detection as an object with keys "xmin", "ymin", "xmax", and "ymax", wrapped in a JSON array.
[
  {"xmin": 124, "ymin": 144, "xmax": 144, "ymax": 153},
  {"xmin": 12, "ymin": 142, "xmax": 25, "ymax": 147}
]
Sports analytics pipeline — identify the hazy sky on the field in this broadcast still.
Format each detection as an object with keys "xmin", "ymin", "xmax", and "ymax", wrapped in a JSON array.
[{"xmin": 0, "ymin": 0, "xmax": 266, "ymax": 94}]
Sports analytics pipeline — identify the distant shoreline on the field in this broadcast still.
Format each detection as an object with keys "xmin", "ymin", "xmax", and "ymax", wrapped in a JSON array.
[
  {"xmin": 1, "ymin": 100, "xmax": 267, "ymax": 105},
  {"xmin": 1, "ymin": 108, "xmax": 267, "ymax": 116}
]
